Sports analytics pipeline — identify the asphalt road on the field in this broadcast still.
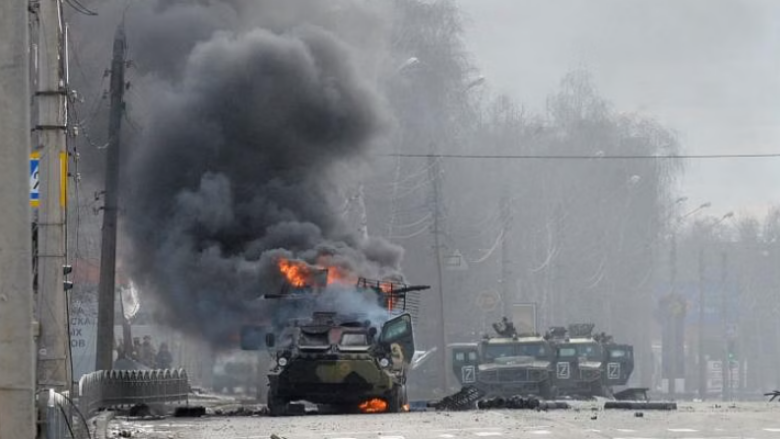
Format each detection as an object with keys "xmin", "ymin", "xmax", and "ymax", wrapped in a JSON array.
[{"xmin": 109, "ymin": 402, "xmax": 780, "ymax": 439}]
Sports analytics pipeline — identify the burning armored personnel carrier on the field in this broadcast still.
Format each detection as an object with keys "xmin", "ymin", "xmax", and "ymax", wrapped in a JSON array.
[
  {"xmin": 240, "ymin": 258, "xmax": 428, "ymax": 416},
  {"xmin": 450, "ymin": 318, "xmax": 557, "ymax": 399}
]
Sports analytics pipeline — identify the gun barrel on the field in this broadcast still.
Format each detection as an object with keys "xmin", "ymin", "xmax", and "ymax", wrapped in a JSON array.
[{"xmin": 392, "ymin": 285, "xmax": 431, "ymax": 294}]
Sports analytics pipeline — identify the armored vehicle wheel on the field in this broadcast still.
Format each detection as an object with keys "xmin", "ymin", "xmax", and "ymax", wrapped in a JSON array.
[
  {"xmin": 267, "ymin": 396, "xmax": 289, "ymax": 416},
  {"xmin": 387, "ymin": 384, "xmax": 408, "ymax": 413},
  {"xmin": 266, "ymin": 383, "xmax": 289, "ymax": 417},
  {"xmin": 539, "ymin": 381, "xmax": 557, "ymax": 400},
  {"xmin": 589, "ymin": 381, "xmax": 612, "ymax": 399}
]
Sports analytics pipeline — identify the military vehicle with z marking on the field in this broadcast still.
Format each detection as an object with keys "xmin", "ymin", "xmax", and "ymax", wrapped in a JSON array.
[{"xmin": 451, "ymin": 319, "xmax": 635, "ymax": 400}]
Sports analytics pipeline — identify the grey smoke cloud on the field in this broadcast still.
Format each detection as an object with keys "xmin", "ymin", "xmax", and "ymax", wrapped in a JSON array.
[{"xmin": 121, "ymin": 9, "xmax": 404, "ymax": 345}]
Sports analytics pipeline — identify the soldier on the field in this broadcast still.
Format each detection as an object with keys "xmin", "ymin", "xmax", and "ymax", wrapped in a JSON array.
[
  {"xmin": 115, "ymin": 339, "xmax": 126, "ymax": 360},
  {"xmin": 155, "ymin": 342, "xmax": 173, "ymax": 369},
  {"xmin": 140, "ymin": 335, "xmax": 156, "ymax": 367},
  {"xmin": 131, "ymin": 337, "xmax": 142, "ymax": 361}
]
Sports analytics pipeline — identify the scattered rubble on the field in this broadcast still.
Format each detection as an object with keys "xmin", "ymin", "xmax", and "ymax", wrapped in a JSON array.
[
  {"xmin": 613, "ymin": 388, "xmax": 650, "ymax": 401},
  {"xmin": 210, "ymin": 405, "xmax": 267, "ymax": 417},
  {"xmin": 173, "ymin": 406, "xmax": 206, "ymax": 417},
  {"xmin": 128, "ymin": 404, "xmax": 152, "ymax": 418},
  {"xmin": 603, "ymin": 401, "xmax": 677, "ymax": 411},
  {"xmin": 428, "ymin": 386, "xmax": 484, "ymax": 411},
  {"xmin": 427, "ymin": 387, "xmax": 570, "ymax": 412},
  {"xmin": 477, "ymin": 396, "xmax": 569, "ymax": 411}
]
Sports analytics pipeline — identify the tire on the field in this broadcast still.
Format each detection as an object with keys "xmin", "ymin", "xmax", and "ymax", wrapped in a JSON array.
[
  {"xmin": 266, "ymin": 382, "xmax": 288, "ymax": 417},
  {"xmin": 387, "ymin": 385, "xmax": 406, "ymax": 413},
  {"xmin": 539, "ymin": 380, "xmax": 556, "ymax": 401}
]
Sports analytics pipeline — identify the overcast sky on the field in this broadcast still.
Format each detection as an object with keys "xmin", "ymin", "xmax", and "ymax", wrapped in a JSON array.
[{"xmin": 458, "ymin": 0, "xmax": 780, "ymax": 221}]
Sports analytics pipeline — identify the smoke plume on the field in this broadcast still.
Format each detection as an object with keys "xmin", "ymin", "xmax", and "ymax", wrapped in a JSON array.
[{"xmin": 119, "ymin": 3, "xmax": 404, "ymax": 345}]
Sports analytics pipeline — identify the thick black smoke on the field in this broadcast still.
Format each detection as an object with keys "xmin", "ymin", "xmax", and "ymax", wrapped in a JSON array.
[{"xmin": 123, "ymin": 19, "xmax": 404, "ymax": 345}]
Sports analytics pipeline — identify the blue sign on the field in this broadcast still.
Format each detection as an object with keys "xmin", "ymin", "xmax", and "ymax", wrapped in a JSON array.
[{"xmin": 30, "ymin": 153, "xmax": 40, "ymax": 207}]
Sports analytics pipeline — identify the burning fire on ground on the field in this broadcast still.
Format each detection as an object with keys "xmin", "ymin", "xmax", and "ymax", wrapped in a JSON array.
[{"xmin": 358, "ymin": 398, "xmax": 388, "ymax": 413}]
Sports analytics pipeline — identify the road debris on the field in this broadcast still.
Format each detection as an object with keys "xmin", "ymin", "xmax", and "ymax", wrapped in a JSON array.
[
  {"xmin": 477, "ymin": 396, "xmax": 570, "ymax": 411},
  {"xmin": 603, "ymin": 401, "xmax": 677, "ymax": 410},
  {"xmin": 173, "ymin": 406, "xmax": 206, "ymax": 417},
  {"xmin": 428, "ymin": 387, "xmax": 570, "ymax": 412},
  {"xmin": 428, "ymin": 386, "xmax": 484, "ymax": 411}
]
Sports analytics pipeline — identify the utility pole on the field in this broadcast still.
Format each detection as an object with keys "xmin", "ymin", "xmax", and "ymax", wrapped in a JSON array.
[
  {"xmin": 668, "ymin": 232, "xmax": 678, "ymax": 398},
  {"xmin": 720, "ymin": 251, "xmax": 729, "ymax": 401},
  {"xmin": 499, "ymin": 189, "xmax": 513, "ymax": 318},
  {"xmin": 428, "ymin": 154, "xmax": 448, "ymax": 393},
  {"xmin": 550, "ymin": 204, "xmax": 564, "ymax": 326},
  {"xmin": 0, "ymin": 0, "xmax": 36, "ymax": 435},
  {"xmin": 697, "ymin": 247, "xmax": 706, "ymax": 399},
  {"xmin": 35, "ymin": 0, "xmax": 70, "ymax": 394},
  {"xmin": 96, "ymin": 26, "xmax": 126, "ymax": 371}
]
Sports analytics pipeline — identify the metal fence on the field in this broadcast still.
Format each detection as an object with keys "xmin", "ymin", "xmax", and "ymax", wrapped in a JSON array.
[{"xmin": 78, "ymin": 368, "xmax": 190, "ymax": 419}]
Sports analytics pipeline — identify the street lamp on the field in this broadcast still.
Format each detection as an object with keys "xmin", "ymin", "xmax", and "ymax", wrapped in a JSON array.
[
  {"xmin": 465, "ymin": 76, "xmax": 486, "ymax": 91},
  {"xmin": 718, "ymin": 211, "xmax": 735, "ymax": 224},
  {"xmin": 396, "ymin": 56, "xmax": 420, "ymax": 74},
  {"xmin": 358, "ymin": 56, "xmax": 424, "ymax": 242},
  {"xmin": 715, "ymin": 212, "xmax": 736, "ymax": 401},
  {"xmin": 668, "ymin": 200, "xmax": 711, "ymax": 398},
  {"xmin": 696, "ymin": 211, "xmax": 735, "ymax": 400},
  {"xmin": 681, "ymin": 202, "xmax": 712, "ymax": 221},
  {"xmin": 435, "ymin": 75, "xmax": 487, "ymax": 394}
]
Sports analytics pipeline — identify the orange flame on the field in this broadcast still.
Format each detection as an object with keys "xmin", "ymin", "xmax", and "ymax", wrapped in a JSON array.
[
  {"xmin": 278, "ymin": 257, "xmax": 359, "ymax": 289},
  {"xmin": 358, "ymin": 398, "xmax": 388, "ymax": 413},
  {"xmin": 327, "ymin": 266, "xmax": 358, "ymax": 286},
  {"xmin": 278, "ymin": 257, "xmax": 394, "ymax": 304},
  {"xmin": 380, "ymin": 282, "xmax": 396, "ymax": 311},
  {"xmin": 278, "ymin": 258, "xmax": 311, "ymax": 287}
]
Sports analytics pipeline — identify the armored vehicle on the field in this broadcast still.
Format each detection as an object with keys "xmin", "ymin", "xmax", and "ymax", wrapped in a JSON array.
[
  {"xmin": 261, "ymin": 311, "xmax": 414, "ymax": 415},
  {"xmin": 240, "ymin": 260, "xmax": 428, "ymax": 416},
  {"xmin": 545, "ymin": 323, "xmax": 634, "ymax": 398},
  {"xmin": 451, "ymin": 318, "xmax": 557, "ymax": 399}
]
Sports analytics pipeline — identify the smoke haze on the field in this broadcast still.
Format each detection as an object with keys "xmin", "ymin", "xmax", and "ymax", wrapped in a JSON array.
[
  {"xmin": 64, "ymin": 0, "xmax": 780, "ymax": 394},
  {"xmin": 75, "ymin": 1, "xmax": 407, "ymax": 345}
]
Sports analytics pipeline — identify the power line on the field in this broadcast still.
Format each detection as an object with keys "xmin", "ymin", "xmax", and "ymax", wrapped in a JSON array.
[
  {"xmin": 64, "ymin": 0, "xmax": 98, "ymax": 16},
  {"xmin": 379, "ymin": 152, "xmax": 780, "ymax": 160}
]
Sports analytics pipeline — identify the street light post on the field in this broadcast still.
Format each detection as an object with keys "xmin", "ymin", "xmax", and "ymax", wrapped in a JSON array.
[
  {"xmin": 695, "ymin": 211, "xmax": 733, "ymax": 400},
  {"xmin": 668, "ymin": 201, "xmax": 710, "ymax": 398},
  {"xmin": 717, "ymin": 213, "xmax": 735, "ymax": 401}
]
